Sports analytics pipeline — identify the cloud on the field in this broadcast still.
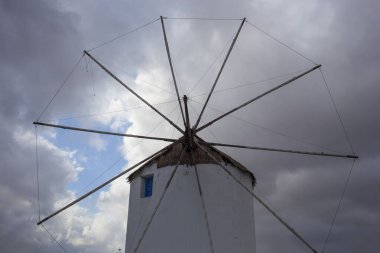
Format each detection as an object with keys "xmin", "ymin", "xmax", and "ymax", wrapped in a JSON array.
[
  {"xmin": 89, "ymin": 134, "xmax": 107, "ymax": 152},
  {"xmin": 1, "ymin": 0, "xmax": 380, "ymax": 253}
]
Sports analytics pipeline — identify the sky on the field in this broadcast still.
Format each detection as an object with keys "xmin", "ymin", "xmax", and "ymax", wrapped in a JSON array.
[{"xmin": 1, "ymin": 0, "xmax": 379, "ymax": 252}]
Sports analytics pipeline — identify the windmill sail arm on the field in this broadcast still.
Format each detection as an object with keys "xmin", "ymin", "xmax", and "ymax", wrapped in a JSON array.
[
  {"xmin": 204, "ymin": 141, "xmax": 359, "ymax": 159},
  {"xmin": 36, "ymin": 141, "xmax": 180, "ymax": 225},
  {"xmin": 84, "ymin": 50, "xmax": 184, "ymax": 134},
  {"xmin": 195, "ymin": 64, "xmax": 321, "ymax": 133},
  {"xmin": 196, "ymin": 142, "xmax": 319, "ymax": 253},
  {"xmin": 193, "ymin": 18, "xmax": 246, "ymax": 130},
  {"xmin": 160, "ymin": 16, "xmax": 186, "ymax": 127},
  {"xmin": 33, "ymin": 121, "xmax": 177, "ymax": 142}
]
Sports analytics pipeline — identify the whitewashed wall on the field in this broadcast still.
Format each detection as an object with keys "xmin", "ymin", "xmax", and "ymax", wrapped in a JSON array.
[{"xmin": 125, "ymin": 162, "xmax": 256, "ymax": 253}]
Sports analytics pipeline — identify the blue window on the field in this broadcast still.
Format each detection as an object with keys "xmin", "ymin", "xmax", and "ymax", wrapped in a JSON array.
[{"xmin": 143, "ymin": 176, "xmax": 153, "ymax": 197}]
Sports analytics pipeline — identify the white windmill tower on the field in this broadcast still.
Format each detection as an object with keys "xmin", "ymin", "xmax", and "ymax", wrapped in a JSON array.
[
  {"xmin": 33, "ymin": 16, "xmax": 358, "ymax": 253},
  {"xmin": 124, "ymin": 95, "xmax": 256, "ymax": 253}
]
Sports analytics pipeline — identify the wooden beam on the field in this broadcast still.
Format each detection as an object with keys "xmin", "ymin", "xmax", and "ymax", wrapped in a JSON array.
[
  {"xmin": 193, "ymin": 18, "xmax": 246, "ymax": 130},
  {"xmin": 37, "ymin": 141, "xmax": 180, "ymax": 225},
  {"xmin": 205, "ymin": 142, "xmax": 358, "ymax": 159},
  {"xmin": 196, "ymin": 64, "xmax": 321, "ymax": 133},
  {"xmin": 160, "ymin": 16, "xmax": 186, "ymax": 127},
  {"xmin": 84, "ymin": 50, "xmax": 184, "ymax": 134},
  {"xmin": 33, "ymin": 121, "xmax": 177, "ymax": 142}
]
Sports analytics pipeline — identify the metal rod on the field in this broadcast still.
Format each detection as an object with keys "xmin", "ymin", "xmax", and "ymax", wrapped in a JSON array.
[
  {"xmin": 196, "ymin": 142, "xmax": 318, "ymax": 253},
  {"xmin": 204, "ymin": 142, "xmax": 359, "ymax": 159},
  {"xmin": 183, "ymin": 95, "xmax": 194, "ymax": 149},
  {"xmin": 193, "ymin": 18, "xmax": 246, "ymax": 130},
  {"xmin": 160, "ymin": 16, "xmax": 186, "ymax": 127},
  {"xmin": 133, "ymin": 148, "xmax": 185, "ymax": 253},
  {"xmin": 183, "ymin": 95, "xmax": 191, "ymax": 131},
  {"xmin": 33, "ymin": 121, "xmax": 177, "ymax": 143},
  {"xmin": 37, "ymin": 141, "xmax": 179, "ymax": 225},
  {"xmin": 190, "ymin": 149, "xmax": 215, "ymax": 253},
  {"xmin": 196, "ymin": 64, "xmax": 321, "ymax": 133},
  {"xmin": 84, "ymin": 50, "xmax": 184, "ymax": 134}
]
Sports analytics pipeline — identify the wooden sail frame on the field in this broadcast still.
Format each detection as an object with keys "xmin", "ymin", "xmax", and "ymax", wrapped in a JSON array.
[{"xmin": 33, "ymin": 16, "xmax": 358, "ymax": 253}]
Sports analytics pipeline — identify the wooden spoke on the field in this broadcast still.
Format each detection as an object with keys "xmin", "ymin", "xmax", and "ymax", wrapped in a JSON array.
[
  {"xmin": 195, "ymin": 64, "xmax": 321, "ymax": 133},
  {"xmin": 160, "ymin": 16, "xmax": 186, "ymax": 127},
  {"xmin": 193, "ymin": 18, "xmax": 246, "ymax": 130},
  {"xmin": 84, "ymin": 50, "xmax": 184, "ymax": 134},
  {"xmin": 205, "ymin": 142, "xmax": 358, "ymax": 159},
  {"xmin": 33, "ymin": 121, "xmax": 177, "ymax": 142},
  {"xmin": 37, "ymin": 141, "xmax": 180, "ymax": 225}
]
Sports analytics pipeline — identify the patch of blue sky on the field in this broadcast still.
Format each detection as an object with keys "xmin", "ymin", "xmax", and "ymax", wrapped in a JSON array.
[{"xmin": 53, "ymin": 119, "xmax": 130, "ymax": 211}]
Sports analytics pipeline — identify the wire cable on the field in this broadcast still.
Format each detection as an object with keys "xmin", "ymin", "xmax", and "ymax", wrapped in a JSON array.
[
  {"xmin": 246, "ymin": 20, "xmax": 318, "ymax": 66},
  {"xmin": 101, "ymin": 60, "xmax": 176, "ymax": 96},
  {"xmin": 319, "ymin": 69, "xmax": 356, "ymax": 155},
  {"xmin": 75, "ymin": 104, "xmax": 179, "ymax": 196},
  {"xmin": 187, "ymin": 33, "xmax": 236, "ymax": 95},
  {"xmin": 165, "ymin": 17, "xmax": 243, "ymax": 21},
  {"xmin": 190, "ymin": 67, "xmax": 310, "ymax": 99},
  {"xmin": 189, "ymin": 98, "xmax": 339, "ymax": 153},
  {"xmin": 90, "ymin": 58, "xmax": 96, "ymax": 96},
  {"xmin": 43, "ymin": 99, "xmax": 179, "ymax": 123},
  {"xmin": 87, "ymin": 18, "xmax": 160, "ymax": 52},
  {"xmin": 40, "ymin": 224, "xmax": 69, "ymax": 253},
  {"xmin": 170, "ymin": 108, "xmax": 182, "ymax": 139},
  {"xmin": 36, "ymin": 55, "xmax": 84, "ymax": 121},
  {"xmin": 321, "ymin": 159, "xmax": 356, "ymax": 253}
]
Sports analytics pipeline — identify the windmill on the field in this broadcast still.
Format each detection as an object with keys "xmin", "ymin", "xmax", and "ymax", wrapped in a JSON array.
[{"xmin": 33, "ymin": 16, "xmax": 358, "ymax": 253}]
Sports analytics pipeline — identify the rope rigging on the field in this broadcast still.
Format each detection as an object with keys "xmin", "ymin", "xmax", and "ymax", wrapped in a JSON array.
[
  {"xmin": 41, "ymin": 224, "xmax": 70, "ymax": 253},
  {"xmin": 190, "ymin": 67, "xmax": 313, "ymax": 99},
  {"xmin": 319, "ymin": 69, "xmax": 356, "ymax": 155},
  {"xmin": 74, "ymin": 104, "xmax": 180, "ymax": 196},
  {"xmin": 321, "ymin": 159, "xmax": 356, "ymax": 253},
  {"xmin": 187, "ymin": 30, "xmax": 236, "ymax": 95},
  {"xmin": 190, "ymin": 98, "xmax": 342, "ymax": 153},
  {"xmin": 165, "ymin": 17, "xmax": 244, "ymax": 21},
  {"xmin": 36, "ymin": 55, "xmax": 84, "ymax": 121},
  {"xmin": 87, "ymin": 18, "xmax": 160, "ymax": 52},
  {"xmin": 246, "ymin": 20, "xmax": 318, "ymax": 66},
  {"xmin": 100, "ymin": 58, "xmax": 177, "ymax": 96},
  {"xmin": 42, "ymin": 98, "xmax": 179, "ymax": 123}
]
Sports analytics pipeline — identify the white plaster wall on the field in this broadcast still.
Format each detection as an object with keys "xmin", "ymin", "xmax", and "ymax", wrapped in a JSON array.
[{"xmin": 125, "ymin": 162, "xmax": 256, "ymax": 253}]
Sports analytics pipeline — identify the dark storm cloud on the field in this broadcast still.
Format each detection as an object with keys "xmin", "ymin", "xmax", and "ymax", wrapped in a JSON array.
[
  {"xmin": 1, "ymin": 0, "xmax": 379, "ymax": 253},
  {"xmin": 0, "ymin": 1, "xmax": 85, "ymax": 252}
]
